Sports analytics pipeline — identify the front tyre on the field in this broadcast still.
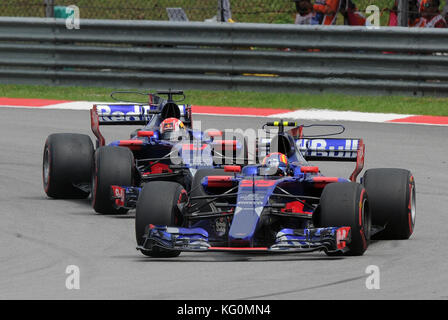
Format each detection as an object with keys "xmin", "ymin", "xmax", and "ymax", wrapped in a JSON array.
[
  {"xmin": 318, "ymin": 182, "xmax": 370, "ymax": 256},
  {"xmin": 135, "ymin": 181, "xmax": 187, "ymax": 257},
  {"xmin": 362, "ymin": 168, "xmax": 416, "ymax": 240}
]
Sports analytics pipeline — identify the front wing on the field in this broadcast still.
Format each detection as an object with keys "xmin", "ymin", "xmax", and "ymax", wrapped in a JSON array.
[{"xmin": 137, "ymin": 225, "xmax": 351, "ymax": 254}]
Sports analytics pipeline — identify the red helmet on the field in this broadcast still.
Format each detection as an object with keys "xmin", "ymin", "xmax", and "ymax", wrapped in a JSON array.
[{"xmin": 160, "ymin": 118, "xmax": 186, "ymax": 141}]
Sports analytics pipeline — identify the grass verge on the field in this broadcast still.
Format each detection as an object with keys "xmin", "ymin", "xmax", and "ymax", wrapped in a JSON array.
[{"xmin": 0, "ymin": 83, "xmax": 447, "ymax": 116}]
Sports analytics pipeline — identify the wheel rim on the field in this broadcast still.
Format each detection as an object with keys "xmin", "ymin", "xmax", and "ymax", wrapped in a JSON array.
[{"xmin": 43, "ymin": 148, "xmax": 50, "ymax": 188}]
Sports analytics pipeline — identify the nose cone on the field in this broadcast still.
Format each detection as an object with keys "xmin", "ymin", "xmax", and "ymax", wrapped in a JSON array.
[{"xmin": 228, "ymin": 207, "xmax": 263, "ymax": 246}]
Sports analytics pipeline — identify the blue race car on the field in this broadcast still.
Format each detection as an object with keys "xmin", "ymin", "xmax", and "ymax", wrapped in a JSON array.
[
  {"xmin": 42, "ymin": 90, "xmax": 246, "ymax": 214},
  {"xmin": 134, "ymin": 121, "xmax": 416, "ymax": 257}
]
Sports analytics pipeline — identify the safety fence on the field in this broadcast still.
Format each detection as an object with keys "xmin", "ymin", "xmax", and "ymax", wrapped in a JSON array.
[{"xmin": 0, "ymin": 17, "xmax": 448, "ymax": 96}]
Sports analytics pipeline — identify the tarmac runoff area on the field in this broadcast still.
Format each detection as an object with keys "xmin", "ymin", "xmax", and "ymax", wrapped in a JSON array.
[{"xmin": 0, "ymin": 103, "xmax": 447, "ymax": 299}]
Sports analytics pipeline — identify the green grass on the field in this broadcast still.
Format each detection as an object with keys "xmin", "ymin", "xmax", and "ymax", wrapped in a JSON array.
[{"xmin": 1, "ymin": 83, "xmax": 447, "ymax": 116}]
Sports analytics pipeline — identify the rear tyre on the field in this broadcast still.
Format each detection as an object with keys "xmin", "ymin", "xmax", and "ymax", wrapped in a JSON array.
[
  {"xmin": 43, "ymin": 133, "xmax": 93, "ymax": 199},
  {"xmin": 92, "ymin": 146, "xmax": 134, "ymax": 214},
  {"xmin": 318, "ymin": 182, "xmax": 370, "ymax": 256},
  {"xmin": 135, "ymin": 181, "xmax": 187, "ymax": 257},
  {"xmin": 362, "ymin": 168, "xmax": 415, "ymax": 240}
]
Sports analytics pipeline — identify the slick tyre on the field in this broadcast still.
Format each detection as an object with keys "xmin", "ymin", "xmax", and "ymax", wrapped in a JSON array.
[
  {"xmin": 318, "ymin": 182, "xmax": 371, "ymax": 256},
  {"xmin": 92, "ymin": 146, "xmax": 134, "ymax": 214},
  {"xmin": 135, "ymin": 181, "xmax": 187, "ymax": 258},
  {"xmin": 362, "ymin": 168, "xmax": 416, "ymax": 240},
  {"xmin": 43, "ymin": 133, "xmax": 93, "ymax": 199}
]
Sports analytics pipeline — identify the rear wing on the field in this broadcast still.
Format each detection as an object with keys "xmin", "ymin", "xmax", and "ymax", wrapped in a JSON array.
[
  {"xmin": 297, "ymin": 138, "xmax": 365, "ymax": 182},
  {"xmin": 95, "ymin": 104, "xmax": 157, "ymax": 125},
  {"xmin": 90, "ymin": 104, "xmax": 157, "ymax": 147},
  {"xmin": 90, "ymin": 102, "xmax": 192, "ymax": 147}
]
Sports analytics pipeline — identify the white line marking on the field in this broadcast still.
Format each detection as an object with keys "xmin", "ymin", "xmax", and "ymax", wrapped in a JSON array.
[{"xmin": 269, "ymin": 109, "xmax": 412, "ymax": 123}]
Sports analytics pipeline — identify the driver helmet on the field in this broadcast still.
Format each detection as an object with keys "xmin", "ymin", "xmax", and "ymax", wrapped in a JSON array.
[
  {"xmin": 262, "ymin": 152, "xmax": 289, "ymax": 176},
  {"xmin": 160, "ymin": 118, "xmax": 186, "ymax": 141}
]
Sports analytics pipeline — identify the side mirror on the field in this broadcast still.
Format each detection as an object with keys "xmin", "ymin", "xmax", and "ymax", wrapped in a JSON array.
[
  {"xmin": 224, "ymin": 165, "xmax": 241, "ymax": 173},
  {"xmin": 207, "ymin": 130, "xmax": 223, "ymax": 138},
  {"xmin": 300, "ymin": 166, "xmax": 319, "ymax": 173},
  {"xmin": 137, "ymin": 131, "xmax": 154, "ymax": 137}
]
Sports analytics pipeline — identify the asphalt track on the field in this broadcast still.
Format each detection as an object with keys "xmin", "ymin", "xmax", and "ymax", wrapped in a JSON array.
[{"xmin": 1, "ymin": 107, "xmax": 447, "ymax": 300}]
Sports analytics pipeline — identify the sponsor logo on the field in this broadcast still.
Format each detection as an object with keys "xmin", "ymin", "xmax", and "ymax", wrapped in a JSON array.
[
  {"xmin": 240, "ymin": 180, "xmax": 276, "ymax": 188},
  {"xmin": 97, "ymin": 105, "xmax": 151, "ymax": 122},
  {"xmin": 113, "ymin": 187, "xmax": 124, "ymax": 200},
  {"xmin": 238, "ymin": 193, "xmax": 265, "ymax": 207},
  {"xmin": 336, "ymin": 227, "xmax": 350, "ymax": 249},
  {"xmin": 298, "ymin": 139, "xmax": 358, "ymax": 158}
]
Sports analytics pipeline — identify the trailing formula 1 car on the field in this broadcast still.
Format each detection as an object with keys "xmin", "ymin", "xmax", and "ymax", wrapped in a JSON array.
[
  {"xmin": 134, "ymin": 121, "xmax": 416, "ymax": 257},
  {"xmin": 42, "ymin": 90, "xmax": 246, "ymax": 214}
]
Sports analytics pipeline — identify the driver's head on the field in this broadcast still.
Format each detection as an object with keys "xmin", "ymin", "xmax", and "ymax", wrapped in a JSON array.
[
  {"xmin": 261, "ymin": 152, "xmax": 289, "ymax": 176},
  {"xmin": 294, "ymin": 0, "xmax": 312, "ymax": 16},
  {"xmin": 160, "ymin": 118, "xmax": 186, "ymax": 141}
]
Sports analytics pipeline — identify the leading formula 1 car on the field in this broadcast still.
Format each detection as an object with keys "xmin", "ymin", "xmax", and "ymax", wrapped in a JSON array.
[
  {"xmin": 133, "ymin": 121, "xmax": 416, "ymax": 257},
  {"xmin": 42, "ymin": 90, "xmax": 246, "ymax": 214}
]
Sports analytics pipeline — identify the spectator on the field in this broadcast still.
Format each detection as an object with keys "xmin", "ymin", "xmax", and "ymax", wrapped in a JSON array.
[
  {"xmin": 293, "ymin": 0, "xmax": 319, "ymax": 24},
  {"xmin": 408, "ymin": 0, "xmax": 422, "ymax": 26},
  {"xmin": 385, "ymin": 0, "xmax": 399, "ymax": 26},
  {"xmin": 339, "ymin": 0, "xmax": 367, "ymax": 26},
  {"xmin": 387, "ymin": 0, "xmax": 422, "ymax": 27},
  {"xmin": 418, "ymin": 0, "xmax": 447, "ymax": 27},
  {"xmin": 312, "ymin": 0, "xmax": 342, "ymax": 25}
]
